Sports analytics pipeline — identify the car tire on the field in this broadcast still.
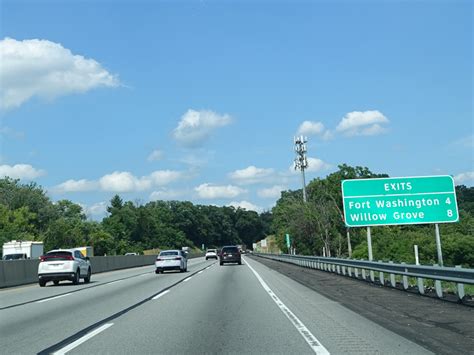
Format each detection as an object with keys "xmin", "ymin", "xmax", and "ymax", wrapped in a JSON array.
[
  {"xmin": 84, "ymin": 268, "xmax": 91, "ymax": 283},
  {"xmin": 206, "ymin": 257, "xmax": 208, "ymax": 260},
  {"xmin": 39, "ymin": 279, "xmax": 46, "ymax": 287},
  {"xmin": 220, "ymin": 262, "xmax": 223, "ymax": 266},
  {"xmin": 238, "ymin": 261, "xmax": 242, "ymax": 265},
  {"xmin": 155, "ymin": 269, "xmax": 160, "ymax": 274},
  {"xmin": 53, "ymin": 280, "xmax": 60, "ymax": 286},
  {"xmin": 72, "ymin": 269, "xmax": 80, "ymax": 285}
]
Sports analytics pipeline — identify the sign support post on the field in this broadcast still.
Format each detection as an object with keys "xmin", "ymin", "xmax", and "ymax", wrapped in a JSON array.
[
  {"xmin": 435, "ymin": 223, "xmax": 443, "ymax": 267},
  {"xmin": 366, "ymin": 227, "xmax": 373, "ymax": 261}
]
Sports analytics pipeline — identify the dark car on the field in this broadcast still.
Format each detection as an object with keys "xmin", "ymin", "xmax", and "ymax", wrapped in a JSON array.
[{"xmin": 219, "ymin": 246, "xmax": 241, "ymax": 266}]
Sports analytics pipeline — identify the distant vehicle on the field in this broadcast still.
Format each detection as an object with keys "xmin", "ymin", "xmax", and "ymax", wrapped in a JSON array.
[
  {"xmin": 3, "ymin": 253, "xmax": 27, "ymax": 260},
  {"xmin": 2, "ymin": 240, "xmax": 44, "ymax": 260},
  {"xmin": 155, "ymin": 250, "xmax": 187, "ymax": 274},
  {"xmin": 38, "ymin": 249, "xmax": 91, "ymax": 287},
  {"xmin": 205, "ymin": 249, "xmax": 218, "ymax": 260},
  {"xmin": 73, "ymin": 246, "xmax": 94, "ymax": 257},
  {"xmin": 125, "ymin": 252, "xmax": 139, "ymax": 256},
  {"xmin": 219, "ymin": 246, "xmax": 241, "ymax": 266}
]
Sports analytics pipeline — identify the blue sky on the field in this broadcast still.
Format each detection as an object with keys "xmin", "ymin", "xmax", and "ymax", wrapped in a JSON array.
[{"xmin": 1, "ymin": 0, "xmax": 472, "ymax": 218}]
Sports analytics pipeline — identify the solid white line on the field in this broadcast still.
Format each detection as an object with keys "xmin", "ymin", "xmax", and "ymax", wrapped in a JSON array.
[
  {"xmin": 197, "ymin": 271, "xmax": 203, "ymax": 274},
  {"xmin": 152, "ymin": 290, "xmax": 170, "ymax": 300},
  {"xmin": 36, "ymin": 293, "xmax": 72, "ymax": 303},
  {"xmin": 183, "ymin": 277, "xmax": 192, "ymax": 282},
  {"xmin": 245, "ymin": 260, "xmax": 330, "ymax": 355},
  {"xmin": 52, "ymin": 323, "xmax": 114, "ymax": 355},
  {"xmin": 108, "ymin": 280, "xmax": 124, "ymax": 285}
]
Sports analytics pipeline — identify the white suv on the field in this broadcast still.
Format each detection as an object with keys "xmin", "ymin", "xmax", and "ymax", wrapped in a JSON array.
[
  {"xmin": 38, "ymin": 249, "xmax": 91, "ymax": 287},
  {"xmin": 205, "ymin": 249, "xmax": 218, "ymax": 260}
]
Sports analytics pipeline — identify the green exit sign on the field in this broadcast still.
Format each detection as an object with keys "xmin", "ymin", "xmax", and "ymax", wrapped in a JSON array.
[{"xmin": 341, "ymin": 175, "xmax": 459, "ymax": 227}]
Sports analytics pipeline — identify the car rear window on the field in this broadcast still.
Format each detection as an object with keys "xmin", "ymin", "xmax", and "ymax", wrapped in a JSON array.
[
  {"xmin": 222, "ymin": 247, "xmax": 239, "ymax": 253},
  {"xmin": 160, "ymin": 251, "xmax": 178, "ymax": 256},
  {"xmin": 44, "ymin": 251, "xmax": 73, "ymax": 260},
  {"xmin": 207, "ymin": 249, "xmax": 216, "ymax": 253}
]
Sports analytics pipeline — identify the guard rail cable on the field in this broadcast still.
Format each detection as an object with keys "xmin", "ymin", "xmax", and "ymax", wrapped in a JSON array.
[{"xmin": 254, "ymin": 253, "xmax": 474, "ymax": 302}]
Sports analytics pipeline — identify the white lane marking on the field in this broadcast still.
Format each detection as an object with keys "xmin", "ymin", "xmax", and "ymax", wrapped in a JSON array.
[
  {"xmin": 52, "ymin": 323, "xmax": 114, "ymax": 355},
  {"xmin": 245, "ymin": 259, "xmax": 330, "ymax": 355},
  {"xmin": 183, "ymin": 276, "xmax": 192, "ymax": 282},
  {"xmin": 108, "ymin": 280, "xmax": 124, "ymax": 285},
  {"xmin": 197, "ymin": 271, "xmax": 203, "ymax": 275},
  {"xmin": 152, "ymin": 290, "xmax": 170, "ymax": 300},
  {"xmin": 36, "ymin": 293, "xmax": 72, "ymax": 303}
]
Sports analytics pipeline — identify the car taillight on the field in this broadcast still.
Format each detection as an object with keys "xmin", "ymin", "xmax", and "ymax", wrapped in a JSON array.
[
  {"xmin": 40, "ymin": 256, "xmax": 46, "ymax": 262},
  {"xmin": 66, "ymin": 255, "xmax": 74, "ymax": 260}
]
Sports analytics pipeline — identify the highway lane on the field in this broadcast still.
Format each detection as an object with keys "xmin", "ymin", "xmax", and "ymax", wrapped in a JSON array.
[
  {"xmin": 0, "ymin": 257, "xmax": 213, "ymax": 354},
  {"xmin": 5, "ymin": 256, "xmax": 432, "ymax": 355}
]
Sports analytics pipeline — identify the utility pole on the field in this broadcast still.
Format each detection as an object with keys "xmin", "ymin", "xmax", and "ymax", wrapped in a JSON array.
[{"xmin": 294, "ymin": 135, "xmax": 308, "ymax": 202}]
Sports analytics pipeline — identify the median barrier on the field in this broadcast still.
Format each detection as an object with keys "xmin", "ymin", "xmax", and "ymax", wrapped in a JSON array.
[{"xmin": 0, "ymin": 253, "xmax": 204, "ymax": 288}]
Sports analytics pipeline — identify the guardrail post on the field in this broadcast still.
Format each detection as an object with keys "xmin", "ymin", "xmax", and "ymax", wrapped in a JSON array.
[
  {"xmin": 354, "ymin": 266, "xmax": 359, "ymax": 279},
  {"xmin": 455, "ymin": 265, "xmax": 465, "ymax": 301},
  {"xmin": 401, "ymin": 262, "xmax": 409, "ymax": 290},
  {"xmin": 348, "ymin": 266, "xmax": 352, "ymax": 277},
  {"xmin": 389, "ymin": 261, "xmax": 396, "ymax": 288},
  {"xmin": 378, "ymin": 260, "xmax": 384, "ymax": 285},
  {"xmin": 359, "ymin": 259, "xmax": 366, "ymax": 280},
  {"xmin": 336, "ymin": 265, "xmax": 341, "ymax": 274},
  {"xmin": 342, "ymin": 265, "xmax": 346, "ymax": 275},
  {"xmin": 434, "ymin": 264, "xmax": 443, "ymax": 298},
  {"xmin": 332, "ymin": 264, "xmax": 336, "ymax": 273}
]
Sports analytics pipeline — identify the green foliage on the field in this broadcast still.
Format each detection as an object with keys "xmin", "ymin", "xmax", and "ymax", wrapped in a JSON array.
[{"xmin": 271, "ymin": 165, "xmax": 474, "ymax": 267}]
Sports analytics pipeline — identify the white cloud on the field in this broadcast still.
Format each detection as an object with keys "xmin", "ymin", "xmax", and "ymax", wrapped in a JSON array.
[
  {"xmin": 84, "ymin": 201, "xmax": 108, "ymax": 216},
  {"xmin": 228, "ymin": 200, "xmax": 262, "ymax": 213},
  {"xmin": 54, "ymin": 179, "xmax": 97, "ymax": 193},
  {"xmin": 99, "ymin": 171, "xmax": 151, "ymax": 192},
  {"xmin": 257, "ymin": 185, "xmax": 286, "ymax": 199},
  {"xmin": 297, "ymin": 121, "xmax": 325, "ymax": 136},
  {"xmin": 306, "ymin": 157, "xmax": 332, "ymax": 172},
  {"xmin": 173, "ymin": 109, "xmax": 232, "ymax": 147},
  {"xmin": 54, "ymin": 169, "xmax": 184, "ymax": 194},
  {"xmin": 147, "ymin": 149, "xmax": 163, "ymax": 162},
  {"xmin": 149, "ymin": 170, "xmax": 183, "ymax": 185},
  {"xmin": 150, "ymin": 188, "xmax": 185, "ymax": 201},
  {"xmin": 454, "ymin": 172, "xmax": 474, "ymax": 186},
  {"xmin": 0, "ymin": 164, "xmax": 45, "ymax": 179},
  {"xmin": 336, "ymin": 110, "xmax": 389, "ymax": 136},
  {"xmin": 195, "ymin": 183, "xmax": 246, "ymax": 199},
  {"xmin": 0, "ymin": 37, "xmax": 120, "ymax": 110},
  {"xmin": 228, "ymin": 165, "xmax": 275, "ymax": 185}
]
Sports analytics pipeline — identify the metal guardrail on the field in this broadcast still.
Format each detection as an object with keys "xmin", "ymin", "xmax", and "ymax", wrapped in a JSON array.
[{"xmin": 254, "ymin": 253, "xmax": 474, "ymax": 301}]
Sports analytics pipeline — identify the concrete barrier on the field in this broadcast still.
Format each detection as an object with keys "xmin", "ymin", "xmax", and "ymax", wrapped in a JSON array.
[{"xmin": 0, "ymin": 253, "xmax": 204, "ymax": 288}]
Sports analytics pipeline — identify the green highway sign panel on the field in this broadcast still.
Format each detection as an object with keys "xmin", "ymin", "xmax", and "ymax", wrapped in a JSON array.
[{"xmin": 341, "ymin": 175, "xmax": 459, "ymax": 227}]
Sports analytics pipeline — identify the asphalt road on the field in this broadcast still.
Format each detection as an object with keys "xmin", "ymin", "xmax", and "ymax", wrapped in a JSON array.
[{"xmin": 0, "ymin": 255, "xmax": 438, "ymax": 354}]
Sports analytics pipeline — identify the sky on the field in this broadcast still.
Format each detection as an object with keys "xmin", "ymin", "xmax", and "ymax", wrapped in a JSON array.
[{"xmin": 0, "ymin": 0, "xmax": 472, "ymax": 219}]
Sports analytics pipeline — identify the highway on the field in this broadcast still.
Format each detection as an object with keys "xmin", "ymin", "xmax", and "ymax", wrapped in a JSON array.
[{"xmin": 0, "ymin": 255, "xmax": 461, "ymax": 354}]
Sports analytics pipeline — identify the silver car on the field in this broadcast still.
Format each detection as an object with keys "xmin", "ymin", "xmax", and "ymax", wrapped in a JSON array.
[{"xmin": 155, "ymin": 250, "xmax": 187, "ymax": 274}]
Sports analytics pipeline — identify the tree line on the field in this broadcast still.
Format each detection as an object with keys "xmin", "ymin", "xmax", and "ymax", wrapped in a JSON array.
[
  {"xmin": 0, "ymin": 178, "xmax": 271, "ymax": 256},
  {"xmin": 1, "ymin": 164, "xmax": 473, "ymax": 267}
]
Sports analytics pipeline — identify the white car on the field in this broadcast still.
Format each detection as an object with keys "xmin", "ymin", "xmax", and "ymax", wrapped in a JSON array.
[
  {"xmin": 38, "ymin": 249, "xmax": 91, "ymax": 287},
  {"xmin": 205, "ymin": 249, "xmax": 218, "ymax": 260},
  {"xmin": 155, "ymin": 250, "xmax": 187, "ymax": 274}
]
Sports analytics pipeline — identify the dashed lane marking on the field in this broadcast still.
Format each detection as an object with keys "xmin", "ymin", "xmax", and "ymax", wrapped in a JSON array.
[
  {"xmin": 52, "ymin": 323, "xmax": 114, "ymax": 355},
  {"xmin": 36, "ymin": 293, "xmax": 72, "ymax": 303}
]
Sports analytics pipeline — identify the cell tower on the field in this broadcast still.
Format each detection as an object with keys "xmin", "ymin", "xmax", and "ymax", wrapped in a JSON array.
[{"xmin": 294, "ymin": 136, "xmax": 308, "ymax": 202}]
